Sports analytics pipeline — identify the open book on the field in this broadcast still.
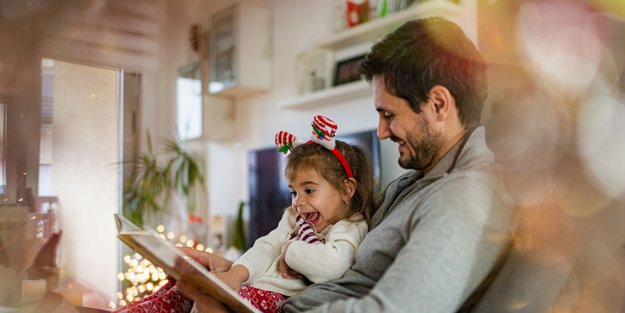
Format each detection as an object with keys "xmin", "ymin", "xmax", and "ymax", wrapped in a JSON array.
[{"xmin": 114, "ymin": 214, "xmax": 259, "ymax": 313}]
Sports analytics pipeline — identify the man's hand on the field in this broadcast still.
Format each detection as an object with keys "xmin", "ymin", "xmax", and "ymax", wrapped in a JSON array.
[
  {"xmin": 176, "ymin": 281, "xmax": 229, "ymax": 313},
  {"xmin": 213, "ymin": 265, "xmax": 249, "ymax": 292},
  {"xmin": 278, "ymin": 241, "xmax": 301, "ymax": 279},
  {"xmin": 179, "ymin": 247, "xmax": 233, "ymax": 272}
]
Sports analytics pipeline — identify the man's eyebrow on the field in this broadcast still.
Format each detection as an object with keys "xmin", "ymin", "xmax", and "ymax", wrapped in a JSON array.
[{"xmin": 376, "ymin": 106, "xmax": 392, "ymax": 113}]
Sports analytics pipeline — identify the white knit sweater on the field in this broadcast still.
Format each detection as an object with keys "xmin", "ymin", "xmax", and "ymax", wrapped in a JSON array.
[{"xmin": 233, "ymin": 207, "xmax": 368, "ymax": 297}]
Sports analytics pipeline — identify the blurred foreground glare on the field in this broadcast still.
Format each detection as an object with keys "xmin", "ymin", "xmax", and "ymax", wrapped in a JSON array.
[{"xmin": 477, "ymin": 0, "xmax": 625, "ymax": 312}]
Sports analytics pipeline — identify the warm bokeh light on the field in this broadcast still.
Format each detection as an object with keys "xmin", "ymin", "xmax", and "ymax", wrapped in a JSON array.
[
  {"xmin": 116, "ymin": 226, "xmax": 209, "ymax": 308},
  {"xmin": 477, "ymin": 0, "xmax": 625, "ymax": 311},
  {"xmin": 517, "ymin": 0, "xmax": 603, "ymax": 98},
  {"xmin": 108, "ymin": 301, "xmax": 117, "ymax": 309},
  {"xmin": 577, "ymin": 90, "xmax": 625, "ymax": 198},
  {"xmin": 117, "ymin": 252, "xmax": 167, "ymax": 305}
]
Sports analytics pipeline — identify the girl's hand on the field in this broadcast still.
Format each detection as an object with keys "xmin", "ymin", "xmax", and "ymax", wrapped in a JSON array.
[
  {"xmin": 179, "ymin": 247, "xmax": 232, "ymax": 273},
  {"xmin": 278, "ymin": 241, "xmax": 301, "ymax": 279}
]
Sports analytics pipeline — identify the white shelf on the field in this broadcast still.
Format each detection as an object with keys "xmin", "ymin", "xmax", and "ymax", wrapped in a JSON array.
[
  {"xmin": 316, "ymin": 0, "xmax": 464, "ymax": 50},
  {"xmin": 279, "ymin": 0, "xmax": 465, "ymax": 110},
  {"xmin": 278, "ymin": 80, "xmax": 371, "ymax": 109}
]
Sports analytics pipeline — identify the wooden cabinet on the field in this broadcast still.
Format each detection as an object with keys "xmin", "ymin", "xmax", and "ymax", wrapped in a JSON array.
[{"xmin": 209, "ymin": 3, "xmax": 271, "ymax": 96}]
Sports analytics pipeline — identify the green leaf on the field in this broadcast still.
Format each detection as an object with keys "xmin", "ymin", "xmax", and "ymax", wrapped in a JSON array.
[{"xmin": 121, "ymin": 131, "xmax": 206, "ymax": 226}]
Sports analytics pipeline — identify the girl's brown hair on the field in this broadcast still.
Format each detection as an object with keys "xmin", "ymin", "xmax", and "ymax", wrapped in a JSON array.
[{"xmin": 284, "ymin": 140, "xmax": 375, "ymax": 226}]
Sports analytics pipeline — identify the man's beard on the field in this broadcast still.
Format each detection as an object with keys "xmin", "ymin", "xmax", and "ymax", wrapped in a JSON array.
[{"xmin": 398, "ymin": 118, "xmax": 443, "ymax": 171}]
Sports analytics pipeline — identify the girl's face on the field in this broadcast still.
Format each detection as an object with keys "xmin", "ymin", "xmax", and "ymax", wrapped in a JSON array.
[{"xmin": 288, "ymin": 167, "xmax": 350, "ymax": 232}]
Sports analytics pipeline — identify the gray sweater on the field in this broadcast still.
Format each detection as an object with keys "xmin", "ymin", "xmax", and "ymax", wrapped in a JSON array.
[{"xmin": 282, "ymin": 126, "xmax": 514, "ymax": 313}]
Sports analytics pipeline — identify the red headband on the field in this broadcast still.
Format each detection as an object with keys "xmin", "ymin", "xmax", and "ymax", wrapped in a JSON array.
[{"xmin": 274, "ymin": 115, "xmax": 353, "ymax": 178}]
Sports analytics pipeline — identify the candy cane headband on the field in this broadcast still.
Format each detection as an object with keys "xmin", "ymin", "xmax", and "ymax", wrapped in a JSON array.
[{"xmin": 275, "ymin": 115, "xmax": 353, "ymax": 178}]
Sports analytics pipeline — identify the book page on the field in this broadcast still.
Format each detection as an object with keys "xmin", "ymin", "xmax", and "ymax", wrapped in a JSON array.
[{"xmin": 114, "ymin": 214, "xmax": 258, "ymax": 313}]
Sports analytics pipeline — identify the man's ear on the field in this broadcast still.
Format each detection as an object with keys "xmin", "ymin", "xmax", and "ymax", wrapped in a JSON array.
[
  {"xmin": 427, "ymin": 85, "xmax": 454, "ymax": 121},
  {"xmin": 342, "ymin": 178, "xmax": 357, "ymax": 201}
]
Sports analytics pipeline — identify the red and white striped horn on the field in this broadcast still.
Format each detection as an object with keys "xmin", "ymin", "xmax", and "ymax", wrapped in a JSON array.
[
  {"xmin": 310, "ymin": 115, "xmax": 337, "ymax": 150},
  {"xmin": 275, "ymin": 131, "xmax": 304, "ymax": 154}
]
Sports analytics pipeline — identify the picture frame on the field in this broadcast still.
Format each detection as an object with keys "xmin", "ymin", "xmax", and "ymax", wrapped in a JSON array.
[{"xmin": 333, "ymin": 54, "xmax": 366, "ymax": 87}]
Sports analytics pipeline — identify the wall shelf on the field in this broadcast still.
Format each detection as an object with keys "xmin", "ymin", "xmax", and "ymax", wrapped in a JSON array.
[
  {"xmin": 279, "ymin": 0, "xmax": 465, "ymax": 110},
  {"xmin": 316, "ymin": 0, "xmax": 464, "ymax": 50},
  {"xmin": 278, "ymin": 80, "xmax": 370, "ymax": 109}
]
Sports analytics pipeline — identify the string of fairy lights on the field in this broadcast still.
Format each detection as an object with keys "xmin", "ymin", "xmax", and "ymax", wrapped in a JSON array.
[{"xmin": 109, "ymin": 224, "xmax": 213, "ymax": 310}]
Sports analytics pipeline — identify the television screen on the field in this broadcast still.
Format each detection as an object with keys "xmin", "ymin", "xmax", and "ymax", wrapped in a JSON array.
[{"xmin": 246, "ymin": 129, "xmax": 380, "ymax": 248}]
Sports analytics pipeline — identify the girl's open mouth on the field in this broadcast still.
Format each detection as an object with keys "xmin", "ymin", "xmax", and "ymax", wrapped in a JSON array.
[{"xmin": 305, "ymin": 212, "xmax": 320, "ymax": 225}]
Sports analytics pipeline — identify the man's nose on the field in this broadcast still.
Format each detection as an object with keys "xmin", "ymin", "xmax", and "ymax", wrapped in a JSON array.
[{"xmin": 377, "ymin": 118, "xmax": 391, "ymax": 140}]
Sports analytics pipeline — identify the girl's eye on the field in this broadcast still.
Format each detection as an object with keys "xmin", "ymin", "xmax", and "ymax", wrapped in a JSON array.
[
  {"xmin": 305, "ymin": 189, "xmax": 315, "ymax": 194},
  {"xmin": 290, "ymin": 191, "xmax": 297, "ymax": 198}
]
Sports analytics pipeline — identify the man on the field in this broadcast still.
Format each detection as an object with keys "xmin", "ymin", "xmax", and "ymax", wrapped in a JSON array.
[{"xmin": 178, "ymin": 17, "xmax": 513, "ymax": 313}]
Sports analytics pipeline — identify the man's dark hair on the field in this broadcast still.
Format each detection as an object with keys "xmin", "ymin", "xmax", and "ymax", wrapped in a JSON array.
[{"xmin": 358, "ymin": 17, "xmax": 487, "ymax": 129}]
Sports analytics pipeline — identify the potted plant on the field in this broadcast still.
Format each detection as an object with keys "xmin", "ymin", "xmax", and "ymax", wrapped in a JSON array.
[{"xmin": 123, "ymin": 132, "xmax": 205, "ymax": 228}]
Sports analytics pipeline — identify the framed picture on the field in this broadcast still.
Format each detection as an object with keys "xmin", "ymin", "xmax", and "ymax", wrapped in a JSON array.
[{"xmin": 333, "ymin": 54, "xmax": 366, "ymax": 87}]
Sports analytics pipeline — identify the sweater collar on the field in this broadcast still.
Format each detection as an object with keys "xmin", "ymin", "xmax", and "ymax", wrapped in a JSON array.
[{"xmin": 371, "ymin": 126, "xmax": 492, "ymax": 227}]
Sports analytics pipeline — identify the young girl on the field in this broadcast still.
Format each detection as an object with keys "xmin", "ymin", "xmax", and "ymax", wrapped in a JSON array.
[{"xmin": 116, "ymin": 115, "xmax": 375, "ymax": 313}]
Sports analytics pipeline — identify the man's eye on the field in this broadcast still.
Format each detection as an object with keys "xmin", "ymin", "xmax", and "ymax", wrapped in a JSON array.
[
  {"xmin": 290, "ymin": 191, "xmax": 296, "ymax": 197},
  {"xmin": 305, "ymin": 189, "xmax": 315, "ymax": 194},
  {"xmin": 384, "ymin": 112, "xmax": 394, "ymax": 119}
]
